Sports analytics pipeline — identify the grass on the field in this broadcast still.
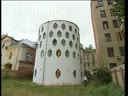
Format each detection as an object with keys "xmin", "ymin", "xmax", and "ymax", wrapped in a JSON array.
[
  {"xmin": 86, "ymin": 82, "xmax": 124, "ymax": 96},
  {"xmin": 2, "ymin": 77, "xmax": 87, "ymax": 96},
  {"xmin": 2, "ymin": 76, "xmax": 124, "ymax": 96}
]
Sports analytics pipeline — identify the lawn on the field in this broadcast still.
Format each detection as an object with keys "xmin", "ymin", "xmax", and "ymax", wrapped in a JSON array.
[
  {"xmin": 2, "ymin": 76, "xmax": 124, "ymax": 96},
  {"xmin": 2, "ymin": 77, "xmax": 87, "ymax": 96}
]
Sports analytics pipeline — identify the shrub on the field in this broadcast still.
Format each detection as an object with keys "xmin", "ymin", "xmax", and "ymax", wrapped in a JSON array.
[
  {"xmin": 87, "ymin": 82, "xmax": 124, "ymax": 96},
  {"xmin": 96, "ymin": 67, "xmax": 112, "ymax": 84}
]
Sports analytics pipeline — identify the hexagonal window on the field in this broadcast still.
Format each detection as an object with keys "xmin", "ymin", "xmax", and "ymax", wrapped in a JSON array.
[
  {"xmin": 75, "ymin": 28, "xmax": 77, "ymax": 34},
  {"xmin": 73, "ymin": 70, "xmax": 76, "ymax": 78},
  {"xmin": 43, "ymin": 33, "xmax": 46, "ymax": 39},
  {"xmin": 75, "ymin": 43, "xmax": 77, "ymax": 49},
  {"xmin": 57, "ymin": 31, "xmax": 62, "ymax": 37},
  {"xmin": 65, "ymin": 32, "xmax": 69, "ymax": 38},
  {"xmin": 61, "ymin": 23, "xmax": 66, "ymax": 30},
  {"xmin": 65, "ymin": 50, "xmax": 70, "ymax": 57},
  {"xmin": 53, "ymin": 23, "xmax": 58, "ymax": 29},
  {"xmin": 73, "ymin": 51, "xmax": 76, "ymax": 59},
  {"xmin": 41, "ymin": 50, "xmax": 44, "ymax": 57},
  {"xmin": 56, "ymin": 69, "xmax": 61, "ymax": 78},
  {"xmin": 41, "ymin": 26, "xmax": 44, "ymax": 32},
  {"xmin": 49, "ymin": 31, "xmax": 53, "ymax": 38},
  {"xmin": 69, "ymin": 25, "xmax": 72, "ymax": 31},
  {"xmin": 69, "ymin": 41, "xmax": 73, "ymax": 48},
  {"xmin": 53, "ymin": 39, "xmax": 57, "ymax": 46},
  {"xmin": 39, "ymin": 35, "xmax": 41, "ymax": 41},
  {"xmin": 56, "ymin": 49, "xmax": 61, "ymax": 58},
  {"xmin": 48, "ymin": 49, "xmax": 52, "ymax": 57},
  {"xmin": 40, "ymin": 41, "xmax": 42, "ymax": 48},
  {"xmin": 72, "ymin": 34, "xmax": 75, "ymax": 40},
  {"xmin": 61, "ymin": 39, "xmax": 66, "ymax": 47}
]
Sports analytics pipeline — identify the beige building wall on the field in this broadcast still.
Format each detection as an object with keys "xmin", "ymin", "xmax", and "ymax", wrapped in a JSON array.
[
  {"xmin": 2, "ymin": 35, "xmax": 36, "ymax": 70},
  {"xmin": 84, "ymin": 49, "xmax": 97, "ymax": 74},
  {"xmin": 80, "ymin": 43, "xmax": 85, "ymax": 82},
  {"xmin": 1, "ymin": 36, "xmax": 18, "ymax": 69},
  {"xmin": 91, "ymin": 0, "xmax": 125, "ymax": 69}
]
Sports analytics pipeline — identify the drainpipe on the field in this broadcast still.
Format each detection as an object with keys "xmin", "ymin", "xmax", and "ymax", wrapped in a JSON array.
[{"xmin": 42, "ymin": 21, "xmax": 49, "ymax": 84}]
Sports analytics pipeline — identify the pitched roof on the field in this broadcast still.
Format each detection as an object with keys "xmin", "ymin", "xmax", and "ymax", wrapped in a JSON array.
[{"xmin": 1, "ymin": 34, "xmax": 19, "ymax": 42}]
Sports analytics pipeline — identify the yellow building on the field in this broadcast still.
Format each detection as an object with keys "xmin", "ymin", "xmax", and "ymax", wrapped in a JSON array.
[
  {"xmin": 84, "ymin": 48, "xmax": 97, "ymax": 74},
  {"xmin": 91, "ymin": 0, "xmax": 125, "ymax": 69},
  {"xmin": 1, "ymin": 34, "xmax": 36, "ymax": 78}
]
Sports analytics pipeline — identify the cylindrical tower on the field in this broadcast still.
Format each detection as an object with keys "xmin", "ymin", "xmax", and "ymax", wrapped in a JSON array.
[{"xmin": 33, "ymin": 20, "xmax": 81, "ymax": 85}]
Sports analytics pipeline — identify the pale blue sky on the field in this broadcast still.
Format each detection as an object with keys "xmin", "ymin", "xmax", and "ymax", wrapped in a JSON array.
[{"xmin": 2, "ymin": 1, "xmax": 95, "ymax": 48}]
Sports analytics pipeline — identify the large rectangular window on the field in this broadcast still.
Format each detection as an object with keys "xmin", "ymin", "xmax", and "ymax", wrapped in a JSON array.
[
  {"xmin": 110, "ymin": 9, "xmax": 115, "ymax": 16},
  {"xmin": 104, "ymin": 33, "xmax": 112, "ymax": 42},
  {"xmin": 100, "ymin": 10, "xmax": 106, "ymax": 17},
  {"xmin": 26, "ymin": 52, "xmax": 33, "ymax": 61},
  {"xmin": 8, "ymin": 52, "xmax": 12, "ymax": 59},
  {"xmin": 116, "ymin": 32, "xmax": 123, "ymax": 41},
  {"xmin": 92, "ymin": 54, "xmax": 95, "ymax": 66},
  {"xmin": 119, "ymin": 46, "xmax": 125, "ymax": 56},
  {"xmin": 107, "ymin": 47, "xmax": 115, "ymax": 57},
  {"xmin": 107, "ymin": 0, "xmax": 113, "ymax": 5},
  {"xmin": 110, "ymin": 63, "xmax": 117, "ymax": 69},
  {"xmin": 97, "ymin": 0, "xmax": 104, "ymax": 7},
  {"xmin": 102, "ymin": 21, "xmax": 109, "ymax": 29},
  {"xmin": 118, "ymin": 17, "xmax": 122, "ymax": 26},
  {"xmin": 112, "ymin": 20, "xmax": 119, "ymax": 28}
]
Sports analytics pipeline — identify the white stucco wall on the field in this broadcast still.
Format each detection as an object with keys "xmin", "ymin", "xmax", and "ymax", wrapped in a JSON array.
[{"xmin": 33, "ymin": 20, "xmax": 81, "ymax": 85}]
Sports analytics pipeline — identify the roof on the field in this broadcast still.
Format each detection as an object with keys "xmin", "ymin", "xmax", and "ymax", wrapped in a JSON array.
[
  {"xmin": 2, "ymin": 34, "xmax": 36, "ymax": 49},
  {"xmin": 9, "ymin": 43, "xmax": 36, "ymax": 50},
  {"xmin": 18, "ymin": 39, "xmax": 36, "ymax": 49},
  {"xmin": 1, "ymin": 34, "xmax": 19, "ymax": 42}
]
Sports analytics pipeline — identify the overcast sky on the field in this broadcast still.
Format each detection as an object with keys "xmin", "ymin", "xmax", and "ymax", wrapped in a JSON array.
[{"xmin": 2, "ymin": 1, "xmax": 95, "ymax": 48}]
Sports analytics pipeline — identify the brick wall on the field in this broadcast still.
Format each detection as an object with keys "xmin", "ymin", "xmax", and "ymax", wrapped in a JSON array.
[{"xmin": 17, "ymin": 63, "xmax": 34, "ymax": 78}]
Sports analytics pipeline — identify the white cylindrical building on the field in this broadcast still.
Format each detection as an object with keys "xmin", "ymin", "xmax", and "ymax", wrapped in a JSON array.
[{"xmin": 33, "ymin": 20, "xmax": 81, "ymax": 85}]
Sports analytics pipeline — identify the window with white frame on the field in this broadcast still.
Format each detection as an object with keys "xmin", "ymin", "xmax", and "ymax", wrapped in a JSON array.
[{"xmin": 26, "ymin": 52, "xmax": 33, "ymax": 61}]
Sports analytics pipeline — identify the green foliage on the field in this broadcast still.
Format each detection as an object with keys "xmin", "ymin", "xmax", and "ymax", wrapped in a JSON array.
[
  {"xmin": 96, "ymin": 68, "xmax": 112, "ymax": 84},
  {"xmin": 87, "ymin": 82, "xmax": 124, "ymax": 96},
  {"xmin": 113, "ymin": 0, "xmax": 125, "ymax": 27}
]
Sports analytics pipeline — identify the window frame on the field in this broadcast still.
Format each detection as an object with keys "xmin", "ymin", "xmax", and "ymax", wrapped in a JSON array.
[{"xmin": 107, "ymin": 47, "xmax": 115, "ymax": 57}]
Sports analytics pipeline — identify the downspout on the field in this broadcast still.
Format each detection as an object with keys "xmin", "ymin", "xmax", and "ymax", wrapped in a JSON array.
[{"xmin": 42, "ymin": 21, "xmax": 49, "ymax": 84}]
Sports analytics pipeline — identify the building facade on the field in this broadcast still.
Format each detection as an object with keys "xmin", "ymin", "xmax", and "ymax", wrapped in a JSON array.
[
  {"xmin": 91, "ymin": 0, "xmax": 125, "ymax": 69},
  {"xmin": 79, "ymin": 43, "xmax": 86, "ymax": 82},
  {"xmin": 33, "ymin": 20, "xmax": 81, "ymax": 85},
  {"xmin": 1, "ymin": 35, "xmax": 36, "ymax": 78},
  {"xmin": 84, "ymin": 48, "xmax": 97, "ymax": 74}
]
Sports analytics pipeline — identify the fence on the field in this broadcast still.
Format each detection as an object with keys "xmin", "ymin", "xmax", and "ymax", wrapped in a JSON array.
[{"xmin": 111, "ymin": 64, "xmax": 125, "ymax": 88}]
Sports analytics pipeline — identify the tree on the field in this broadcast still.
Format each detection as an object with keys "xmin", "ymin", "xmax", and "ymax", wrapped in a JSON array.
[{"xmin": 113, "ymin": 0, "xmax": 125, "ymax": 28}]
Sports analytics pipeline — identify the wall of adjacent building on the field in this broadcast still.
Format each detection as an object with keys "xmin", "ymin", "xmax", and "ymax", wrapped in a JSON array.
[{"xmin": 91, "ymin": 0, "xmax": 125, "ymax": 69}]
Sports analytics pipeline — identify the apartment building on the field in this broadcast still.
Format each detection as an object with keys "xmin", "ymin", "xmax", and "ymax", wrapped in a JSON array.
[
  {"xmin": 80, "ymin": 43, "xmax": 86, "ymax": 82},
  {"xmin": 1, "ymin": 34, "xmax": 36, "ymax": 78},
  {"xmin": 84, "ymin": 48, "xmax": 97, "ymax": 74},
  {"xmin": 91, "ymin": 0, "xmax": 125, "ymax": 69}
]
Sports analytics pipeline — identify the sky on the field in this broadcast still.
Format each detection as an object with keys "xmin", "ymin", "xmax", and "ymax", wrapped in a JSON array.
[{"xmin": 2, "ymin": 1, "xmax": 96, "ymax": 48}]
